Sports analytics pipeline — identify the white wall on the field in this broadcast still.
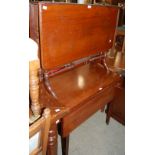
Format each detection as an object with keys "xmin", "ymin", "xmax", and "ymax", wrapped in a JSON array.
[{"xmin": 0, "ymin": 1, "xmax": 29, "ymax": 154}]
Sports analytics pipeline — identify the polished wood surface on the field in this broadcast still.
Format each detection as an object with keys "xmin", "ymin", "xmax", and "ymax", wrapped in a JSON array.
[
  {"xmin": 39, "ymin": 62, "xmax": 120, "ymax": 137},
  {"xmin": 62, "ymin": 86, "xmax": 114, "ymax": 137},
  {"xmin": 46, "ymin": 63, "xmax": 116, "ymax": 111},
  {"xmin": 105, "ymin": 0, "xmax": 125, "ymax": 26},
  {"xmin": 37, "ymin": 3, "xmax": 119, "ymax": 70},
  {"xmin": 39, "ymin": 63, "xmax": 116, "ymax": 106},
  {"xmin": 29, "ymin": 3, "xmax": 39, "ymax": 44}
]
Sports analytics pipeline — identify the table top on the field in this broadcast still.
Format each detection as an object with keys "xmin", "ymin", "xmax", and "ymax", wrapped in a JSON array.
[{"xmin": 39, "ymin": 62, "xmax": 120, "ymax": 112}]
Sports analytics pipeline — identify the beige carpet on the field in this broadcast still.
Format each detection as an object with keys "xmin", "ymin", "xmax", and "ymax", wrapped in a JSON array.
[{"xmin": 58, "ymin": 111, "xmax": 125, "ymax": 155}]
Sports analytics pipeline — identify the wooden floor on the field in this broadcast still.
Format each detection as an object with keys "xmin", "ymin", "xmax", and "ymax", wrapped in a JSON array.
[{"xmin": 58, "ymin": 111, "xmax": 125, "ymax": 155}]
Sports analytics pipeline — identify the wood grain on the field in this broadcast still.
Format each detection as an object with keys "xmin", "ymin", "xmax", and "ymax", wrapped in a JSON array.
[{"xmin": 38, "ymin": 3, "xmax": 119, "ymax": 70}]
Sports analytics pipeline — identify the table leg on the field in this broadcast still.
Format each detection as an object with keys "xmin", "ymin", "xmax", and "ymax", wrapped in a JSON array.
[
  {"xmin": 47, "ymin": 122, "xmax": 58, "ymax": 155},
  {"xmin": 61, "ymin": 135, "xmax": 69, "ymax": 155},
  {"xmin": 106, "ymin": 102, "xmax": 111, "ymax": 125}
]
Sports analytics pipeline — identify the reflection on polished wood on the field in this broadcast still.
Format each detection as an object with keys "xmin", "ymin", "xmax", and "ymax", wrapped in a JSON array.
[{"xmin": 40, "ymin": 62, "xmax": 121, "ymax": 110}]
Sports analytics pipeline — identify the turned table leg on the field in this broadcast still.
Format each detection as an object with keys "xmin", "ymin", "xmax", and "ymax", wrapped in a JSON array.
[{"xmin": 47, "ymin": 122, "xmax": 58, "ymax": 155}]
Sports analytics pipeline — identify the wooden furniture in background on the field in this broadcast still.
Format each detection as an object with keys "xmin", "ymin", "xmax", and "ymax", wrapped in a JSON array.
[
  {"xmin": 105, "ymin": 52, "xmax": 125, "ymax": 125},
  {"xmin": 105, "ymin": 19, "xmax": 125, "ymax": 126},
  {"xmin": 105, "ymin": 0, "xmax": 125, "ymax": 27},
  {"xmin": 30, "ymin": 3, "xmax": 120, "ymax": 155},
  {"xmin": 106, "ymin": 75, "xmax": 125, "ymax": 125},
  {"xmin": 29, "ymin": 108, "xmax": 51, "ymax": 155}
]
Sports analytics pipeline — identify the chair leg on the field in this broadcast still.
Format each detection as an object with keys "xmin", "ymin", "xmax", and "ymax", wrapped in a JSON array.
[{"xmin": 61, "ymin": 135, "xmax": 69, "ymax": 155}]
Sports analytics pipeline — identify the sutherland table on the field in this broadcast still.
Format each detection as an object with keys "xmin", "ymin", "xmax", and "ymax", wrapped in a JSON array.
[{"xmin": 30, "ymin": 2, "xmax": 120, "ymax": 155}]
